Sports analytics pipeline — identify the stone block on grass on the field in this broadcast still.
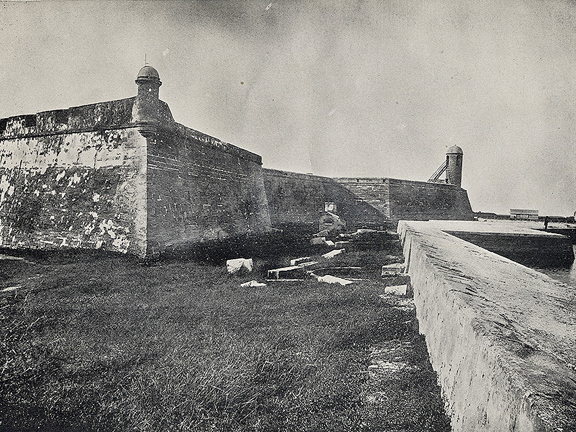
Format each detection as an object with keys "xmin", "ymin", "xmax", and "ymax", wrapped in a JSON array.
[
  {"xmin": 240, "ymin": 280, "xmax": 267, "ymax": 287},
  {"xmin": 384, "ymin": 284, "xmax": 410, "ymax": 296},
  {"xmin": 227, "ymin": 258, "xmax": 253, "ymax": 274},
  {"xmin": 322, "ymin": 249, "xmax": 345, "ymax": 259},
  {"xmin": 267, "ymin": 265, "xmax": 309, "ymax": 280},
  {"xmin": 381, "ymin": 263, "xmax": 405, "ymax": 277},
  {"xmin": 314, "ymin": 274, "xmax": 353, "ymax": 286},
  {"xmin": 335, "ymin": 241, "xmax": 351, "ymax": 248},
  {"xmin": 290, "ymin": 256, "xmax": 312, "ymax": 266}
]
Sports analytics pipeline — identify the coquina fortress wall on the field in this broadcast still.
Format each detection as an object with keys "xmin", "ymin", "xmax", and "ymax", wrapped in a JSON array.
[
  {"xmin": 264, "ymin": 169, "xmax": 473, "ymax": 230},
  {"xmin": 0, "ymin": 67, "xmax": 473, "ymax": 257}
]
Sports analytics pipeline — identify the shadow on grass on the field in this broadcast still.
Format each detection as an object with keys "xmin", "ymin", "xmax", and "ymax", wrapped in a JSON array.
[{"xmin": 0, "ymin": 232, "xmax": 449, "ymax": 432}]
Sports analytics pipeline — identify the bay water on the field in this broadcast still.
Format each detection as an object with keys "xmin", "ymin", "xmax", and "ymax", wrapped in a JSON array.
[{"xmin": 532, "ymin": 245, "xmax": 576, "ymax": 289}]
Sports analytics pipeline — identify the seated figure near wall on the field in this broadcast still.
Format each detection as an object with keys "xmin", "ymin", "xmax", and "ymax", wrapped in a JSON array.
[{"xmin": 316, "ymin": 211, "xmax": 347, "ymax": 237}]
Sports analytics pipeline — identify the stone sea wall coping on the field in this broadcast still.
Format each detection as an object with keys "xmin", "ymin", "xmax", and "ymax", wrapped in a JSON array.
[{"xmin": 398, "ymin": 220, "xmax": 576, "ymax": 431}]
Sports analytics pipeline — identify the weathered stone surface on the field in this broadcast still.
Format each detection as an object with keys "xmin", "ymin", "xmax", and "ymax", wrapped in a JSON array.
[
  {"xmin": 317, "ymin": 211, "xmax": 346, "ymax": 236},
  {"xmin": 226, "ymin": 258, "xmax": 253, "ymax": 274},
  {"xmin": 263, "ymin": 169, "xmax": 388, "ymax": 230},
  {"xmin": 314, "ymin": 274, "xmax": 353, "ymax": 285},
  {"xmin": 0, "ymin": 67, "xmax": 473, "ymax": 258},
  {"xmin": 263, "ymin": 170, "xmax": 474, "ymax": 232},
  {"xmin": 0, "ymin": 98, "xmax": 136, "ymax": 138},
  {"xmin": 293, "ymin": 260, "xmax": 318, "ymax": 268},
  {"xmin": 398, "ymin": 220, "xmax": 576, "ymax": 431},
  {"xmin": 310, "ymin": 237, "xmax": 326, "ymax": 245},
  {"xmin": 240, "ymin": 280, "xmax": 266, "ymax": 287},
  {"xmin": 289, "ymin": 256, "xmax": 312, "ymax": 266},
  {"xmin": 0, "ymin": 127, "xmax": 147, "ymax": 256},
  {"xmin": 335, "ymin": 177, "xmax": 474, "ymax": 224},
  {"xmin": 146, "ymin": 122, "xmax": 271, "ymax": 255}
]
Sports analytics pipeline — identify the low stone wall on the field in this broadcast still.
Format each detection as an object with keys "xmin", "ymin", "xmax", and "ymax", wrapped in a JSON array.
[
  {"xmin": 435, "ymin": 220, "xmax": 574, "ymax": 267},
  {"xmin": 398, "ymin": 220, "xmax": 576, "ymax": 431}
]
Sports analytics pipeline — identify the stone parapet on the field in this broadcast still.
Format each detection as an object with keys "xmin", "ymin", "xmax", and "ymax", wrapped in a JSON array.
[
  {"xmin": 0, "ymin": 98, "xmax": 136, "ymax": 138},
  {"xmin": 398, "ymin": 220, "xmax": 576, "ymax": 431}
]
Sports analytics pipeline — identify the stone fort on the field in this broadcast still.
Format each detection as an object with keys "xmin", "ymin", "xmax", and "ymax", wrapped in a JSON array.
[{"xmin": 0, "ymin": 66, "xmax": 473, "ymax": 258}]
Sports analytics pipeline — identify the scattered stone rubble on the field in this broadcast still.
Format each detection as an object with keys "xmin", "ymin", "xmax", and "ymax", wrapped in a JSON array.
[
  {"xmin": 290, "ymin": 257, "xmax": 312, "ymax": 266},
  {"xmin": 267, "ymin": 250, "xmax": 357, "ymax": 284},
  {"xmin": 221, "ymin": 225, "xmax": 432, "ymax": 425},
  {"xmin": 310, "ymin": 274, "xmax": 353, "ymax": 286},
  {"xmin": 312, "ymin": 228, "xmax": 392, "ymax": 249},
  {"xmin": 384, "ymin": 285, "xmax": 410, "ymax": 296},
  {"xmin": 228, "ymin": 227, "xmax": 413, "ymax": 295},
  {"xmin": 310, "ymin": 237, "xmax": 329, "ymax": 246},
  {"xmin": 380, "ymin": 262, "xmax": 412, "ymax": 297},
  {"xmin": 381, "ymin": 263, "xmax": 405, "ymax": 277},
  {"xmin": 316, "ymin": 211, "xmax": 347, "ymax": 237}
]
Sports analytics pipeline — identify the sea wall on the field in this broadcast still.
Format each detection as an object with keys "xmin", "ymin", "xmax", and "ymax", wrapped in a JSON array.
[
  {"xmin": 0, "ymin": 102, "xmax": 148, "ymax": 256},
  {"xmin": 333, "ymin": 177, "xmax": 392, "ymax": 218},
  {"xmin": 445, "ymin": 231, "xmax": 574, "ymax": 267},
  {"xmin": 398, "ymin": 220, "xmax": 576, "ymax": 431},
  {"xmin": 146, "ymin": 124, "xmax": 271, "ymax": 255}
]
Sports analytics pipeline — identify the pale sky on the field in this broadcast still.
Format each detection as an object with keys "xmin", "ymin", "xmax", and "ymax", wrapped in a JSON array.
[{"xmin": 1, "ymin": 0, "xmax": 575, "ymax": 216}]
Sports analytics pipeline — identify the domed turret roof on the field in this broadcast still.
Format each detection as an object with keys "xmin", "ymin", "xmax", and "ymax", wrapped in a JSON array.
[
  {"xmin": 446, "ymin": 145, "xmax": 463, "ymax": 154},
  {"xmin": 137, "ymin": 65, "xmax": 160, "ymax": 80}
]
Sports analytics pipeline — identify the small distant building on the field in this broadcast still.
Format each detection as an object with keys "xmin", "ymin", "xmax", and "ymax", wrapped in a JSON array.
[{"xmin": 510, "ymin": 209, "xmax": 539, "ymax": 220}]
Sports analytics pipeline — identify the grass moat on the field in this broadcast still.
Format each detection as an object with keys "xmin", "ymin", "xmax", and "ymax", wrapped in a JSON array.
[{"xmin": 0, "ymin": 235, "xmax": 450, "ymax": 431}]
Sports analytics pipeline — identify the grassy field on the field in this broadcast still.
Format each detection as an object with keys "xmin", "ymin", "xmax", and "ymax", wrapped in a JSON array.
[{"xmin": 0, "ymin": 243, "xmax": 450, "ymax": 431}]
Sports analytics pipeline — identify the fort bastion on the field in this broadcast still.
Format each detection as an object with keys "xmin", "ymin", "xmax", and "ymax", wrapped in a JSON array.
[{"xmin": 0, "ymin": 66, "xmax": 473, "ymax": 257}]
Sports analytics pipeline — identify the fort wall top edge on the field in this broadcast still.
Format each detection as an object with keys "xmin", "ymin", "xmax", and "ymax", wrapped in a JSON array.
[{"xmin": 0, "ymin": 98, "xmax": 261, "ymax": 165}]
